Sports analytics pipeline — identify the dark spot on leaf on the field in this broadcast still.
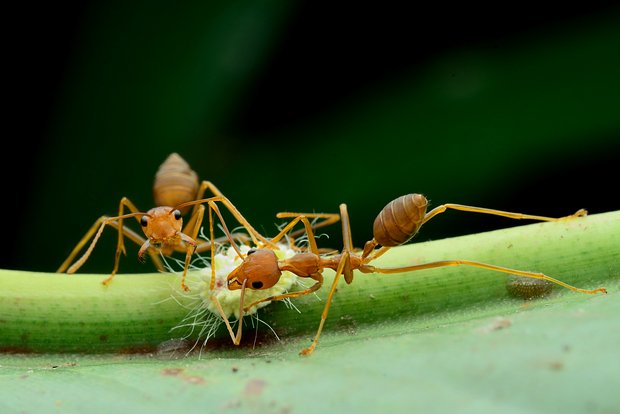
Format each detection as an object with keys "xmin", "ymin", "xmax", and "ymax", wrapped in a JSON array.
[
  {"xmin": 162, "ymin": 368, "xmax": 184, "ymax": 376},
  {"xmin": 244, "ymin": 379, "xmax": 267, "ymax": 396}
]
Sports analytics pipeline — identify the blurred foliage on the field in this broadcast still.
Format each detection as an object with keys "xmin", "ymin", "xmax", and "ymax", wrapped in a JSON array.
[{"xmin": 3, "ymin": 2, "xmax": 620, "ymax": 273}]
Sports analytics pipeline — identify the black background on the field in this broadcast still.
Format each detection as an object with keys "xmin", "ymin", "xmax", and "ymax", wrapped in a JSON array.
[{"xmin": 3, "ymin": 2, "xmax": 619, "ymax": 272}]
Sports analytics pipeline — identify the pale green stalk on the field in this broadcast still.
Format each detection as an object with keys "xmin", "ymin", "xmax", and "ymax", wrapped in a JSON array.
[{"xmin": 1, "ymin": 211, "xmax": 618, "ymax": 352}]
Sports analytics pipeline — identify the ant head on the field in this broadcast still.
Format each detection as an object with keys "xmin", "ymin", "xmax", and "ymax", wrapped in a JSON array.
[
  {"xmin": 227, "ymin": 249, "xmax": 282, "ymax": 291},
  {"xmin": 139, "ymin": 206, "xmax": 183, "ymax": 242}
]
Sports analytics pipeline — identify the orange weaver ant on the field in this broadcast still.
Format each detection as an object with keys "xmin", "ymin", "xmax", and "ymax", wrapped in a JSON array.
[
  {"xmin": 222, "ymin": 194, "xmax": 607, "ymax": 355},
  {"xmin": 57, "ymin": 153, "xmax": 276, "ymax": 290}
]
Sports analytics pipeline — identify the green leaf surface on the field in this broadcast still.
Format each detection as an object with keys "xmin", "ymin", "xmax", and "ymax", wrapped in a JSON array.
[{"xmin": 1, "ymin": 283, "xmax": 618, "ymax": 414}]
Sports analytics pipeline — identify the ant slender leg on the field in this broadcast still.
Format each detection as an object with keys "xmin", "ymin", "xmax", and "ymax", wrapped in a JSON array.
[
  {"xmin": 276, "ymin": 212, "xmax": 340, "ymax": 247},
  {"xmin": 362, "ymin": 260, "xmax": 606, "ymax": 295},
  {"xmin": 58, "ymin": 215, "xmax": 109, "ymax": 273},
  {"xmin": 58, "ymin": 197, "xmax": 150, "ymax": 275},
  {"xmin": 421, "ymin": 204, "xmax": 587, "ymax": 227},
  {"xmin": 193, "ymin": 234, "xmax": 252, "ymax": 253},
  {"xmin": 269, "ymin": 214, "xmax": 337, "ymax": 254},
  {"xmin": 234, "ymin": 280, "xmax": 248, "ymax": 344},
  {"xmin": 106, "ymin": 221, "xmax": 164, "ymax": 271},
  {"xmin": 339, "ymin": 204, "xmax": 355, "ymax": 284},
  {"xmin": 182, "ymin": 182, "xmax": 254, "ymax": 252},
  {"xmin": 111, "ymin": 197, "xmax": 148, "ymax": 278},
  {"xmin": 199, "ymin": 200, "xmax": 247, "ymax": 345},
  {"xmin": 63, "ymin": 212, "xmax": 146, "ymax": 277},
  {"xmin": 206, "ymin": 201, "xmax": 245, "ymax": 259},
  {"xmin": 207, "ymin": 204, "xmax": 218, "ymax": 291},
  {"xmin": 300, "ymin": 251, "xmax": 350, "ymax": 356},
  {"xmin": 183, "ymin": 181, "xmax": 224, "ymax": 236},
  {"xmin": 209, "ymin": 282, "xmax": 246, "ymax": 346},
  {"xmin": 300, "ymin": 203, "xmax": 354, "ymax": 356},
  {"xmin": 176, "ymin": 196, "xmax": 276, "ymax": 250},
  {"xmin": 361, "ymin": 245, "xmax": 391, "ymax": 262},
  {"xmin": 183, "ymin": 204, "xmax": 205, "ymax": 243}
]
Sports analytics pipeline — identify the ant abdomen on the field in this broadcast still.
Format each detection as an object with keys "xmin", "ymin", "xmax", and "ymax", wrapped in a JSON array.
[
  {"xmin": 372, "ymin": 193, "xmax": 428, "ymax": 247},
  {"xmin": 153, "ymin": 153, "xmax": 199, "ymax": 213}
]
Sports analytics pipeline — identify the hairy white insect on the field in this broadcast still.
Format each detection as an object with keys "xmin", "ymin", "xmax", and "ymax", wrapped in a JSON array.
[{"xmin": 165, "ymin": 242, "xmax": 302, "ymax": 353}]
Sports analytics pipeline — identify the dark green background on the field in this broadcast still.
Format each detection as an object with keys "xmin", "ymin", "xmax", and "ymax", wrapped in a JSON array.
[{"xmin": 4, "ymin": 2, "xmax": 619, "ymax": 274}]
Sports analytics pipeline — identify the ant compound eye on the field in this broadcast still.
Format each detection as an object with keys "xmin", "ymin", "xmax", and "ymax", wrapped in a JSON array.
[
  {"xmin": 173, "ymin": 209, "xmax": 182, "ymax": 220},
  {"xmin": 247, "ymin": 249, "xmax": 256, "ymax": 256},
  {"xmin": 140, "ymin": 216, "xmax": 149, "ymax": 227},
  {"xmin": 251, "ymin": 281, "xmax": 264, "ymax": 289}
]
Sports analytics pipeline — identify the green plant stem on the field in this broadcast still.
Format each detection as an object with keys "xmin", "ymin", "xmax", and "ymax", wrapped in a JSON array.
[{"xmin": 1, "ymin": 211, "xmax": 618, "ymax": 353}]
